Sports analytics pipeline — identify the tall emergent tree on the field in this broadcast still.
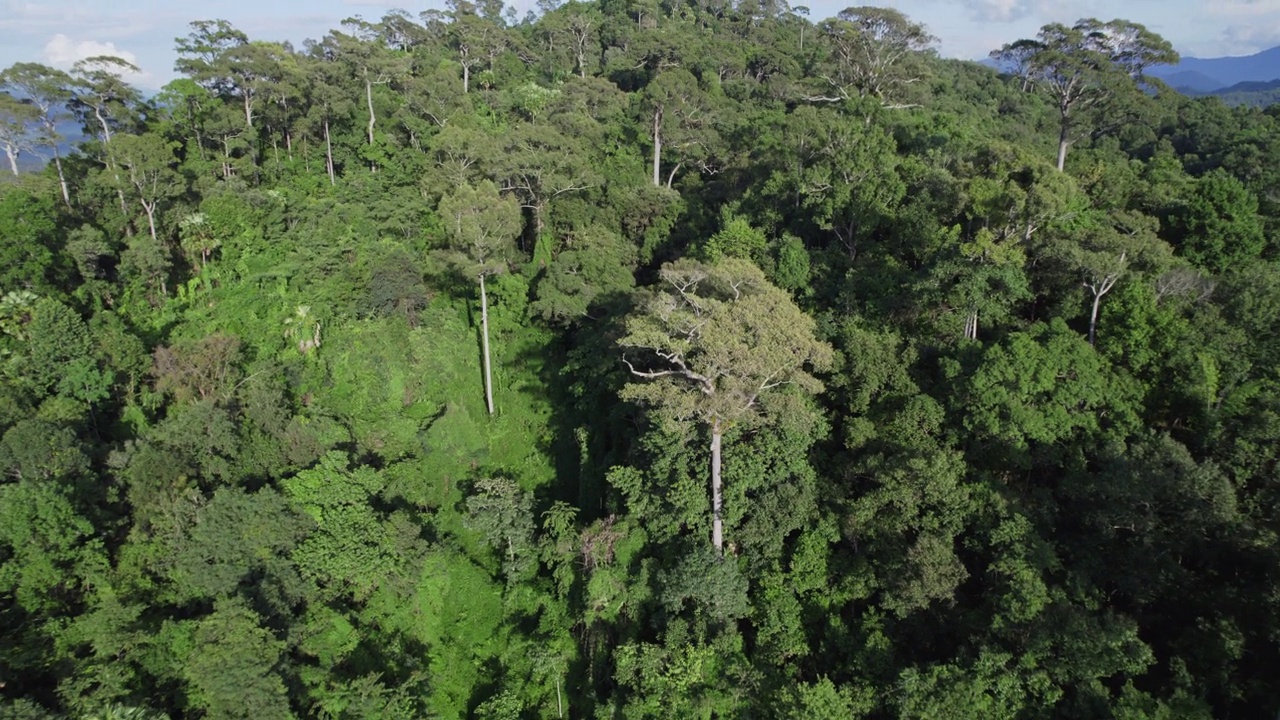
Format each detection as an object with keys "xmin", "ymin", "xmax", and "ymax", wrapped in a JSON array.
[
  {"xmin": 1, "ymin": 63, "xmax": 74, "ymax": 204},
  {"xmin": 112, "ymin": 133, "xmax": 183, "ymax": 245},
  {"xmin": 618, "ymin": 257, "xmax": 833, "ymax": 555},
  {"xmin": 0, "ymin": 92, "xmax": 37, "ymax": 176},
  {"xmin": 70, "ymin": 56, "xmax": 143, "ymax": 213},
  {"xmin": 812, "ymin": 6, "xmax": 935, "ymax": 108},
  {"xmin": 439, "ymin": 180, "xmax": 524, "ymax": 415},
  {"xmin": 69, "ymin": 56, "xmax": 142, "ymax": 146},
  {"xmin": 991, "ymin": 19, "xmax": 1177, "ymax": 171}
]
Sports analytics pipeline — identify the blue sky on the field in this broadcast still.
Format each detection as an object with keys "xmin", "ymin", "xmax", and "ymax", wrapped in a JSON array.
[{"xmin": 2, "ymin": 0, "xmax": 1278, "ymax": 91}]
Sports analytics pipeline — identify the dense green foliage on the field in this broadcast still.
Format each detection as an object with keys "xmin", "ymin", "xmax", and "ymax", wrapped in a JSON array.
[{"xmin": 2, "ymin": 3, "xmax": 1280, "ymax": 718}]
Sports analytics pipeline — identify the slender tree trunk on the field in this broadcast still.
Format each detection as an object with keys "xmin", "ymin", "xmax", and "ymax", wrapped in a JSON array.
[
  {"xmin": 710, "ymin": 417, "xmax": 723, "ymax": 555},
  {"xmin": 666, "ymin": 162, "xmax": 682, "ymax": 188},
  {"xmin": 94, "ymin": 107, "xmax": 112, "ymax": 145},
  {"xmin": 1056, "ymin": 121, "xmax": 1069, "ymax": 172},
  {"xmin": 244, "ymin": 94, "xmax": 253, "ymax": 128},
  {"xmin": 463, "ymin": 62, "xmax": 470, "ymax": 94},
  {"xmin": 480, "ymin": 273, "xmax": 495, "ymax": 415},
  {"xmin": 142, "ymin": 201, "xmax": 157, "ymax": 243},
  {"xmin": 105, "ymin": 137, "xmax": 128, "ymax": 213},
  {"xmin": 365, "ymin": 78, "xmax": 376, "ymax": 146},
  {"xmin": 193, "ymin": 123, "xmax": 206, "ymax": 161},
  {"xmin": 53, "ymin": 153, "xmax": 70, "ymax": 207},
  {"xmin": 1088, "ymin": 292, "xmax": 1102, "ymax": 346},
  {"xmin": 3, "ymin": 145, "xmax": 17, "ymax": 176},
  {"xmin": 532, "ymin": 201, "xmax": 545, "ymax": 241},
  {"xmin": 651, "ymin": 106, "xmax": 662, "ymax": 187},
  {"xmin": 324, "ymin": 118, "xmax": 335, "ymax": 186},
  {"xmin": 1086, "ymin": 255, "xmax": 1124, "ymax": 346},
  {"xmin": 555, "ymin": 677, "xmax": 563, "ymax": 719}
]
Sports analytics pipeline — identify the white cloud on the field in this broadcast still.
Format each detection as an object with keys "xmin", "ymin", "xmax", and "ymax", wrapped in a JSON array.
[
  {"xmin": 43, "ymin": 34, "xmax": 138, "ymax": 67},
  {"xmin": 42, "ymin": 34, "xmax": 152, "ymax": 85},
  {"xmin": 1207, "ymin": 0, "xmax": 1280, "ymax": 17},
  {"xmin": 960, "ymin": 0, "xmax": 1044, "ymax": 22},
  {"xmin": 1221, "ymin": 21, "xmax": 1280, "ymax": 51}
]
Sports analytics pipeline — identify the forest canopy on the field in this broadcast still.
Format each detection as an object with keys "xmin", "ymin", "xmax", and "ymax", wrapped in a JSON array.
[{"xmin": 2, "ymin": 2, "xmax": 1280, "ymax": 718}]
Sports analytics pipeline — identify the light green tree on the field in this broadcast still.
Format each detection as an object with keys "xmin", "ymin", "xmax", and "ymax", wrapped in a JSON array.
[
  {"xmin": 1, "ymin": 63, "xmax": 75, "ymax": 204},
  {"xmin": 618, "ymin": 257, "xmax": 832, "ymax": 554},
  {"xmin": 0, "ymin": 92, "xmax": 38, "ymax": 176},
  {"xmin": 111, "ymin": 133, "xmax": 183, "ymax": 245},
  {"xmin": 438, "ymin": 180, "xmax": 524, "ymax": 415},
  {"xmin": 992, "ymin": 19, "xmax": 1177, "ymax": 171},
  {"xmin": 811, "ymin": 7, "xmax": 935, "ymax": 108}
]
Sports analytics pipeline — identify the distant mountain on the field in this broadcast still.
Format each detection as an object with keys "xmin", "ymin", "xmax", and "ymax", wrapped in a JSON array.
[
  {"xmin": 981, "ymin": 44, "xmax": 1280, "ymax": 96},
  {"xmin": 1216, "ymin": 78, "xmax": 1280, "ymax": 94},
  {"xmin": 1155, "ymin": 70, "xmax": 1223, "ymax": 94},
  {"xmin": 1208, "ymin": 78, "xmax": 1280, "ymax": 108},
  {"xmin": 1148, "ymin": 46, "xmax": 1280, "ymax": 93}
]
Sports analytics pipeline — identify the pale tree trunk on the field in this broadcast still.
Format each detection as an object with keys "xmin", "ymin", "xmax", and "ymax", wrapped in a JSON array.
[
  {"xmin": 463, "ymin": 60, "xmax": 470, "ymax": 94},
  {"xmin": 964, "ymin": 310, "xmax": 978, "ymax": 340},
  {"xmin": 141, "ymin": 199, "xmax": 157, "ymax": 242},
  {"xmin": 324, "ymin": 118, "xmax": 335, "ymax": 186},
  {"xmin": 651, "ymin": 106, "xmax": 662, "ymax": 187},
  {"xmin": 480, "ymin": 273, "xmax": 495, "ymax": 415},
  {"xmin": 111, "ymin": 166, "xmax": 128, "ymax": 214},
  {"xmin": 365, "ymin": 78, "xmax": 376, "ymax": 146},
  {"xmin": 555, "ymin": 676, "xmax": 563, "ymax": 719},
  {"xmin": 221, "ymin": 136, "xmax": 233, "ymax": 178},
  {"xmin": 1056, "ymin": 122, "xmax": 1069, "ymax": 172},
  {"xmin": 666, "ymin": 162, "xmax": 682, "ymax": 188},
  {"xmin": 94, "ymin": 106, "xmax": 112, "ymax": 145},
  {"xmin": 244, "ymin": 93, "xmax": 254, "ymax": 128},
  {"xmin": 52, "ymin": 153, "xmax": 70, "ymax": 207},
  {"xmin": 1088, "ymin": 292, "xmax": 1103, "ymax": 346},
  {"xmin": 3, "ymin": 145, "xmax": 17, "ymax": 176},
  {"xmin": 710, "ymin": 417, "xmax": 723, "ymax": 555},
  {"xmin": 193, "ymin": 123, "xmax": 206, "ymax": 161},
  {"xmin": 1085, "ymin": 253, "xmax": 1125, "ymax": 346}
]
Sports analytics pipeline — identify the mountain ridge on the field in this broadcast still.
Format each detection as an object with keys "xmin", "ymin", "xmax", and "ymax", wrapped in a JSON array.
[{"xmin": 1147, "ymin": 45, "xmax": 1280, "ymax": 93}]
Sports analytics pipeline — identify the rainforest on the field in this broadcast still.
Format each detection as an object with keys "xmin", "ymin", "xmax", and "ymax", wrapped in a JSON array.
[{"xmin": 2, "ymin": 4, "xmax": 1280, "ymax": 718}]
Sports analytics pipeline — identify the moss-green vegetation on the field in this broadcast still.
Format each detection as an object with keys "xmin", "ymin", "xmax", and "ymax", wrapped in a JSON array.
[{"xmin": 2, "ymin": 5, "xmax": 1280, "ymax": 718}]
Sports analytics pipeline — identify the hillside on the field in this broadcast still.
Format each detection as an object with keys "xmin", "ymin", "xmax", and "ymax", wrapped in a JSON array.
[
  {"xmin": 1202, "ymin": 78, "xmax": 1280, "ymax": 107},
  {"xmin": 3, "ymin": 9, "xmax": 1280, "ymax": 720}
]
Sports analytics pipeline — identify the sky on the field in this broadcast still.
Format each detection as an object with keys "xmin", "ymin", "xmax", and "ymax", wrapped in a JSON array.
[{"xmin": 2, "ymin": 0, "xmax": 1278, "ymax": 91}]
